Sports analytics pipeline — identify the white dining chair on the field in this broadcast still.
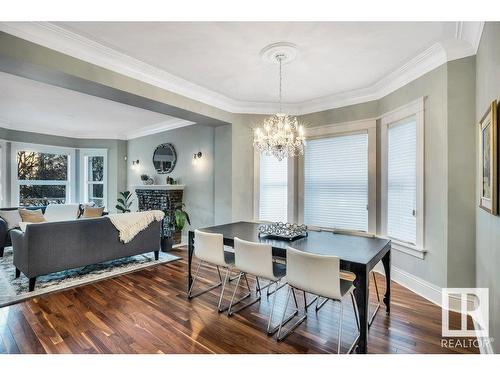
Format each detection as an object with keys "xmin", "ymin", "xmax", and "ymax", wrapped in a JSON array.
[
  {"xmin": 228, "ymin": 237, "xmax": 298, "ymax": 334},
  {"xmin": 313, "ymin": 229, "xmax": 382, "ymax": 328},
  {"xmin": 188, "ymin": 229, "xmax": 237, "ymax": 312},
  {"xmin": 277, "ymin": 246, "xmax": 360, "ymax": 354}
]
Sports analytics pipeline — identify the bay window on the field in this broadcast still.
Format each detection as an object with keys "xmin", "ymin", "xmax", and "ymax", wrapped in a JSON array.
[
  {"xmin": 11, "ymin": 144, "xmax": 75, "ymax": 206},
  {"xmin": 303, "ymin": 133, "xmax": 369, "ymax": 231},
  {"xmin": 257, "ymin": 153, "xmax": 288, "ymax": 223},
  {"xmin": 80, "ymin": 149, "xmax": 107, "ymax": 208},
  {"xmin": 381, "ymin": 98, "xmax": 425, "ymax": 257}
]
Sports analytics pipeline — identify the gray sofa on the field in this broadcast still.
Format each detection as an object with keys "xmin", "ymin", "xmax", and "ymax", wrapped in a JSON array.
[
  {"xmin": 0, "ymin": 206, "xmax": 48, "ymax": 257},
  {"xmin": 10, "ymin": 216, "xmax": 161, "ymax": 291}
]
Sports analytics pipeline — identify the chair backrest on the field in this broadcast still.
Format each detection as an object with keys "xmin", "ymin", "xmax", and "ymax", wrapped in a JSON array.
[
  {"xmin": 286, "ymin": 246, "xmax": 342, "ymax": 301},
  {"xmin": 234, "ymin": 237, "xmax": 275, "ymax": 280},
  {"xmin": 194, "ymin": 230, "xmax": 226, "ymax": 266}
]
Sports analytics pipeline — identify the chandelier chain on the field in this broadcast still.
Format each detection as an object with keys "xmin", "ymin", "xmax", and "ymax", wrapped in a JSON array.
[
  {"xmin": 278, "ymin": 54, "xmax": 283, "ymax": 113},
  {"xmin": 253, "ymin": 50, "xmax": 305, "ymax": 160}
]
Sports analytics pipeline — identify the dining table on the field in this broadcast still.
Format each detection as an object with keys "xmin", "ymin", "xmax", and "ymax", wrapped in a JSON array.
[{"xmin": 187, "ymin": 221, "xmax": 391, "ymax": 354}]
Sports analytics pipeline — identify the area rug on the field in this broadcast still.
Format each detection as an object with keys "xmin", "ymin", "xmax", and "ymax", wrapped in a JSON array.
[{"xmin": 0, "ymin": 246, "xmax": 180, "ymax": 307}]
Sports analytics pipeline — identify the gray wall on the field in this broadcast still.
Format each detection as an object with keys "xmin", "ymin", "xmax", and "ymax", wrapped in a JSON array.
[
  {"xmin": 475, "ymin": 21, "xmax": 500, "ymax": 353},
  {"xmin": 0, "ymin": 126, "xmax": 126, "ymax": 209},
  {"xmin": 126, "ymin": 124, "xmax": 216, "ymax": 233},
  {"xmin": 299, "ymin": 59, "xmax": 476, "ymax": 288},
  {"xmin": 446, "ymin": 57, "xmax": 476, "ymax": 288},
  {"xmin": 214, "ymin": 124, "xmax": 232, "ymax": 224}
]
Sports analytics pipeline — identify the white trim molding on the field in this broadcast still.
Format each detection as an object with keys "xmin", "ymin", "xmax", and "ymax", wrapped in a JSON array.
[
  {"xmin": 373, "ymin": 264, "xmax": 474, "ymax": 313},
  {"xmin": 380, "ymin": 97, "xmax": 426, "ymax": 257},
  {"xmin": 0, "ymin": 22, "xmax": 484, "ymax": 116}
]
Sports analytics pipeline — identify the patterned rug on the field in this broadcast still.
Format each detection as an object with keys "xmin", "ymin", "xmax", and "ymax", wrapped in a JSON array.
[{"xmin": 0, "ymin": 246, "xmax": 180, "ymax": 307}]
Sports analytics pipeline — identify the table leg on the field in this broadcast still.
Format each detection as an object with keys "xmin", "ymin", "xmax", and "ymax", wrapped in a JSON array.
[
  {"xmin": 381, "ymin": 249, "xmax": 391, "ymax": 314},
  {"xmin": 353, "ymin": 265, "xmax": 369, "ymax": 354},
  {"xmin": 188, "ymin": 230, "xmax": 194, "ymax": 294}
]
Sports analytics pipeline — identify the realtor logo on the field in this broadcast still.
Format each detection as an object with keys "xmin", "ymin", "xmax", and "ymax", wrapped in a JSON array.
[{"xmin": 441, "ymin": 288, "xmax": 489, "ymax": 338}]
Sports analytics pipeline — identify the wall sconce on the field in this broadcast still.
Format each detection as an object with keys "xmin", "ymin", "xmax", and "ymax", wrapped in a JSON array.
[
  {"xmin": 193, "ymin": 151, "xmax": 202, "ymax": 160},
  {"xmin": 132, "ymin": 160, "xmax": 140, "ymax": 169}
]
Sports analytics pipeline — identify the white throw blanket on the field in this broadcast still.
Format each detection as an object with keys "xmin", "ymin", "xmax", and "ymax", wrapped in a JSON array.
[{"xmin": 107, "ymin": 210, "xmax": 165, "ymax": 243}]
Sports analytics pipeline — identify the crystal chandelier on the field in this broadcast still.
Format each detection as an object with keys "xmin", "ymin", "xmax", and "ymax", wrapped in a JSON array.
[{"xmin": 253, "ymin": 49, "xmax": 306, "ymax": 161}]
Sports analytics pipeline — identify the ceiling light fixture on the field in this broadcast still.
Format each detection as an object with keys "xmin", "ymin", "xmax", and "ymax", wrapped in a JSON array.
[{"xmin": 253, "ymin": 42, "xmax": 306, "ymax": 161}]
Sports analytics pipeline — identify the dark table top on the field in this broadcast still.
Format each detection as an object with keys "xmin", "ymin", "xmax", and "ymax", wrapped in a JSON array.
[{"xmin": 195, "ymin": 221, "xmax": 391, "ymax": 267}]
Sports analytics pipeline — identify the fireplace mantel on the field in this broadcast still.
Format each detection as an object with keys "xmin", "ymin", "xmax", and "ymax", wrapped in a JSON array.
[{"xmin": 133, "ymin": 184, "xmax": 185, "ymax": 190}]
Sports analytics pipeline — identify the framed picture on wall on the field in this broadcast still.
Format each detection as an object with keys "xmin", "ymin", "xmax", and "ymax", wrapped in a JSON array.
[{"xmin": 479, "ymin": 100, "xmax": 498, "ymax": 215}]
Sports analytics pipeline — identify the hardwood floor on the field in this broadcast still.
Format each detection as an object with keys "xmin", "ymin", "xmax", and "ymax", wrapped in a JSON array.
[{"xmin": 0, "ymin": 248, "xmax": 479, "ymax": 354}]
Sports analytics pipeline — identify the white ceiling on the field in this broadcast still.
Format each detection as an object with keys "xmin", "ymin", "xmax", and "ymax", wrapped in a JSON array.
[
  {"xmin": 0, "ymin": 21, "xmax": 484, "ymax": 138},
  {"xmin": 55, "ymin": 22, "xmax": 457, "ymax": 104},
  {"xmin": 0, "ymin": 72, "xmax": 193, "ymax": 139}
]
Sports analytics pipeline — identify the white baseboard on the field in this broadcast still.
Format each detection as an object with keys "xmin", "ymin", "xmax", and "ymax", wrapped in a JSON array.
[{"xmin": 373, "ymin": 263, "xmax": 474, "ymax": 313}]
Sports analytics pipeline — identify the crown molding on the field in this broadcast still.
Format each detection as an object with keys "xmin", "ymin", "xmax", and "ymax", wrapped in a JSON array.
[
  {"xmin": 125, "ymin": 118, "xmax": 195, "ymax": 139},
  {"xmin": 457, "ymin": 21, "xmax": 485, "ymax": 54},
  {"xmin": 0, "ymin": 116, "xmax": 195, "ymax": 140},
  {"xmin": 0, "ymin": 21, "xmax": 484, "ymax": 118}
]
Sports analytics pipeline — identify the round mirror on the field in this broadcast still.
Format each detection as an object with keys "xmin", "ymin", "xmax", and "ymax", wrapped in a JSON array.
[{"xmin": 153, "ymin": 143, "xmax": 177, "ymax": 174}]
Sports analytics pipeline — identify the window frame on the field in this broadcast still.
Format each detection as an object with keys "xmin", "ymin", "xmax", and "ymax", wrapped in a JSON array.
[
  {"xmin": 253, "ymin": 150, "xmax": 295, "ymax": 223},
  {"xmin": 297, "ymin": 119, "xmax": 377, "ymax": 233},
  {"xmin": 381, "ymin": 97, "xmax": 425, "ymax": 258},
  {"xmin": 10, "ymin": 142, "xmax": 76, "ymax": 206},
  {"xmin": 79, "ymin": 148, "xmax": 108, "ymax": 209}
]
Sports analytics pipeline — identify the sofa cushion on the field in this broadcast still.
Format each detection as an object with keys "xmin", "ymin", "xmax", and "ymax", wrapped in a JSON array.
[
  {"xmin": 81, "ymin": 205, "xmax": 104, "ymax": 218},
  {"xmin": 44, "ymin": 204, "xmax": 80, "ymax": 222},
  {"xmin": 18, "ymin": 209, "xmax": 46, "ymax": 223},
  {"xmin": 0, "ymin": 209, "xmax": 22, "ymax": 229}
]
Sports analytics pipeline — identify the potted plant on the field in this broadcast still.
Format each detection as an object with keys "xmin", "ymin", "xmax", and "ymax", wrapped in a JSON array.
[
  {"xmin": 161, "ymin": 203, "xmax": 190, "ymax": 251},
  {"xmin": 115, "ymin": 191, "xmax": 133, "ymax": 213},
  {"xmin": 174, "ymin": 202, "xmax": 191, "ymax": 239},
  {"xmin": 140, "ymin": 174, "xmax": 154, "ymax": 185}
]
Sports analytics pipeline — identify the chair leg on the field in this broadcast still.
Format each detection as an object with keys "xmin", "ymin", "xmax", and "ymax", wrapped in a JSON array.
[
  {"xmin": 302, "ymin": 291, "xmax": 319, "ymax": 311},
  {"xmin": 15, "ymin": 268, "xmax": 21, "ymax": 279},
  {"xmin": 347, "ymin": 290, "xmax": 361, "ymax": 354},
  {"xmin": 337, "ymin": 301, "xmax": 343, "ymax": 354},
  {"xmin": 267, "ymin": 280, "xmax": 279, "ymax": 334},
  {"xmin": 316, "ymin": 296, "xmax": 329, "ymax": 312},
  {"xmin": 187, "ymin": 260, "xmax": 223, "ymax": 299},
  {"xmin": 217, "ymin": 266, "xmax": 232, "ymax": 313},
  {"xmin": 276, "ymin": 286, "xmax": 306, "ymax": 341},
  {"xmin": 0, "ymin": 247, "xmax": 4, "ymax": 258},
  {"xmin": 368, "ymin": 271, "xmax": 381, "ymax": 328},
  {"xmin": 154, "ymin": 250, "xmax": 159, "ymax": 261},
  {"xmin": 227, "ymin": 273, "xmax": 254, "ymax": 316}
]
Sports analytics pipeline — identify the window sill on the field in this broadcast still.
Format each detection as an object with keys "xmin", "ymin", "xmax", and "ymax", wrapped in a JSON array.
[{"xmin": 390, "ymin": 239, "xmax": 427, "ymax": 259}]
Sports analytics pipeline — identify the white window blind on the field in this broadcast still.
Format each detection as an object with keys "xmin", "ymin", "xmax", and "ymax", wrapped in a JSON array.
[
  {"xmin": 259, "ymin": 154, "xmax": 288, "ymax": 222},
  {"xmin": 387, "ymin": 117, "xmax": 417, "ymax": 244},
  {"xmin": 304, "ymin": 133, "xmax": 368, "ymax": 230}
]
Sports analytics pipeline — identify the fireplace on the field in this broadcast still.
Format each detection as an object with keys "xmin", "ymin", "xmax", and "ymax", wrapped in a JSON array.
[{"xmin": 134, "ymin": 185, "xmax": 185, "ymax": 247}]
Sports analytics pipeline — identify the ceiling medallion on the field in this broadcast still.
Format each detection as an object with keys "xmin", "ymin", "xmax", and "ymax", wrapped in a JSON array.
[{"xmin": 253, "ymin": 42, "xmax": 306, "ymax": 161}]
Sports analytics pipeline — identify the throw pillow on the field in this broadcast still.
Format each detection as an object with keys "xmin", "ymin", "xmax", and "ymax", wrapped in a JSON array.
[
  {"xmin": 0, "ymin": 210, "xmax": 22, "ymax": 229},
  {"xmin": 82, "ymin": 206, "xmax": 104, "ymax": 218},
  {"xmin": 18, "ymin": 209, "xmax": 47, "ymax": 223}
]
